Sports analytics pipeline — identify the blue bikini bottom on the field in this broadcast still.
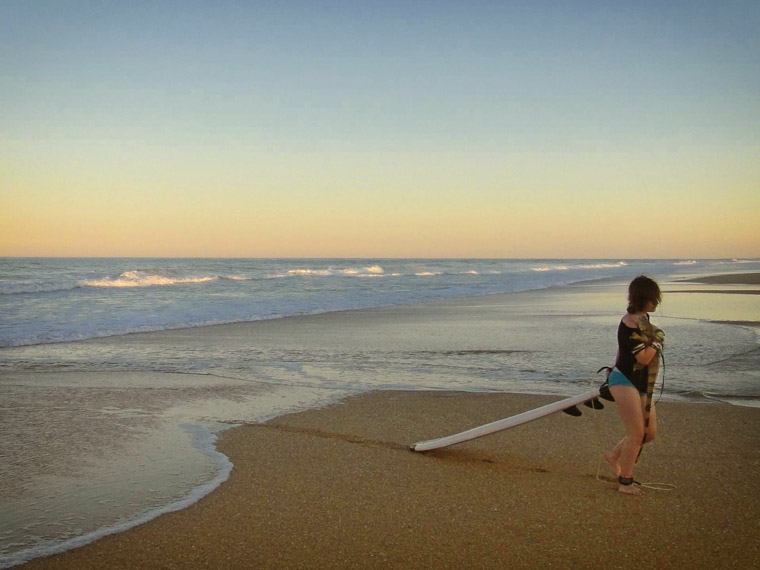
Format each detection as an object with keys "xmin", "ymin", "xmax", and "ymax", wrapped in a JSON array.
[{"xmin": 608, "ymin": 368, "xmax": 637, "ymax": 391}]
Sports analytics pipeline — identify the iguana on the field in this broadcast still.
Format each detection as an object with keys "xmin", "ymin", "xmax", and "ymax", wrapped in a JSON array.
[{"xmin": 631, "ymin": 315, "xmax": 665, "ymax": 454}]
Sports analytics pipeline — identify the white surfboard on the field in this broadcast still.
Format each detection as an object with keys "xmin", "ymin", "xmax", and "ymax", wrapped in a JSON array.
[{"xmin": 410, "ymin": 388, "xmax": 601, "ymax": 452}]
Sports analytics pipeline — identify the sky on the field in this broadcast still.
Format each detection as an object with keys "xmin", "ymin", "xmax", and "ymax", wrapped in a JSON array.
[{"xmin": 1, "ymin": 1, "xmax": 758, "ymax": 258}]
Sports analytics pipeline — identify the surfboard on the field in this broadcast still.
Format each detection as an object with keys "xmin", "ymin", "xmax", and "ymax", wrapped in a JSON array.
[{"xmin": 410, "ymin": 388, "xmax": 601, "ymax": 452}]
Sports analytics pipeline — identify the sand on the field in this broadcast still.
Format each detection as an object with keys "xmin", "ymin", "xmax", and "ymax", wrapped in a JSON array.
[
  {"xmin": 677, "ymin": 272, "xmax": 760, "ymax": 285},
  {"xmin": 670, "ymin": 272, "xmax": 760, "ymax": 293},
  {"xmin": 18, "ymin": 390, "xmax": 760, "ymax": 570}
]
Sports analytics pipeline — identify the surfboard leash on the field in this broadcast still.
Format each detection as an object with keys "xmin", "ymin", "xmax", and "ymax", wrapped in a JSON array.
[
  {"xmin": 595, "ymin": 450, "xmax": 676, "ymax": 492},
  {"xmin": 592, "ymin": 364, "xmax": 676, "ymax": 492}
]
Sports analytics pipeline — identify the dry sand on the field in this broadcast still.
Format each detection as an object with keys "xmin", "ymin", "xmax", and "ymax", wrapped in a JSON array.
[{"xmin": 19, "ymin": 391, "xmax": 760, "ymax": 570}]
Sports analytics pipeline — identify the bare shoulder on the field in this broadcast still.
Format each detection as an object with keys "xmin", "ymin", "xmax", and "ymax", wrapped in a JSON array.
[{"xmin": 621, "ymin": 313, "xmax": 639, "ymax": 328}]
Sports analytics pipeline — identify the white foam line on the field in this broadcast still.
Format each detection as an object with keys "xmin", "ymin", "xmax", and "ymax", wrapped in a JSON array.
[{"xmin": 0, "ymin": 424, "xmax": 234, "ymax": 569}]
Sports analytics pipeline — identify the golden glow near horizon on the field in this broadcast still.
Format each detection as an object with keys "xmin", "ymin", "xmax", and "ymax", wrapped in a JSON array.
[{"xmin": 1, "ymin": 3, "xmax": 759, "ymax": 258}]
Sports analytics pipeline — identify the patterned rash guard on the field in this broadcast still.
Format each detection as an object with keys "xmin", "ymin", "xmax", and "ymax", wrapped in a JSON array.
[{"xmin": 615, "ymin": 320, "xmax": 650, "ymax": 394}]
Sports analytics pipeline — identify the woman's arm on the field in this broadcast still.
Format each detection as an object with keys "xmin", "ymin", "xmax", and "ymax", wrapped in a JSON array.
[{"xmin": 635, "ymin": 346, "xmax": 658, "ymax": 367}]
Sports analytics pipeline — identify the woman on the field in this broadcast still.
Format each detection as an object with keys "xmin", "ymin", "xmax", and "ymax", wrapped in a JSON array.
[{"xmin": 604, "ymin": 275, "xmax": 664, "ymax": 496}]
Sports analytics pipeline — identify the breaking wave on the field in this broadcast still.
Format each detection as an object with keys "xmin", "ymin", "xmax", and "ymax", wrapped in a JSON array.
[
  {"xmin": 532, "ymin": 261, "xmax": 628, "ymax": 272},
  {"xmin": 268, "ymin": 265, "xmax": 386, "ymax": 279},
  {"xmin": 0, "ymin": 269, "xmax": 260, "ymax": 295},
  {"xmin": 83, "ymin": 270, "xmax": 217, "ymax": 288},
  {"xmin": 4, "ymin": 257, "xmax": 759, "ymax": 349}
]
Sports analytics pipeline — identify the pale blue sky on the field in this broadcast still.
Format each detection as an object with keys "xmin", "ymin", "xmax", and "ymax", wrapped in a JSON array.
[{"xmin": 2, "ymin": 1, "xmax": 759, "ymax": 257}]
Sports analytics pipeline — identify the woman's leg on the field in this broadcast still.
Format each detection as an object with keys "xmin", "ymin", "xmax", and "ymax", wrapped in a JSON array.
[
  {"xmin": 603, "ymin": 440, "xmax": 622, "ymax": 477},
  {"xmin": 609, "ymin": 385, "xmax": 645, "ymax": 495}
]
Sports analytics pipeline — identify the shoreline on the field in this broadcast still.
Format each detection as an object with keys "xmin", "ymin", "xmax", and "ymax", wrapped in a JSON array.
[
  {"xmin": 3, "ymin": 269, "xmax": 758, "ymax": 351},
  {"xmin": 17, "ymin": 390, "xmax": 760, "ymax": 569},
  {"xmin": 6, "ymin": 384, "xmax": 752, "ymax": 570},
  {"xmin": 667, "ymin": 289, "xmax": 760, "ymax": 295},
  {"xmin": 1, "ymin": 423, "xmax": 235, "ymax": 570},
  {"xmin": 675, "ymin": 272, "xmax": 760, "ymax": 285},
  {"xmin": 5, "ymin": 269, "xmax": 760, "ymax": 568}
]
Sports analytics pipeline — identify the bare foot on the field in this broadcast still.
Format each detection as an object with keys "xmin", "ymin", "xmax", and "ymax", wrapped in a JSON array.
[
  {"xmin": 603, "ymin": 451, "xmax": 620, "ymax": 477},
  {"xmin": 618, "ymin": 484, "xmax": 644, "ymax": 496}
]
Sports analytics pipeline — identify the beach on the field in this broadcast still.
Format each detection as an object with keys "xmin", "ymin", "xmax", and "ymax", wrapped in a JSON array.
[
  {"xmin": 680, "ymin": 272, "xmax": 760, "ymax": 285},
  {"xmin": 4, "ymin": 0, "xmax": 759, "ymax": 564},
  {"xmin": 17, "ymin": 391, "xmax": 760, "ymax": 569},
  {"xmin": 2, "ymin": 262, "xmax": 759, "ymax": 568}
]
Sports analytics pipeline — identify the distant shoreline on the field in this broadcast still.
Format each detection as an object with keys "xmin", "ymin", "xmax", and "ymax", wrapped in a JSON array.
[
  {"xmin": 667, "ymin": 289, "xmax": 760, "ymax": 295},
  {"xmin": 676, "ymin": 272, "xmax": 760, "ymax": 285}
]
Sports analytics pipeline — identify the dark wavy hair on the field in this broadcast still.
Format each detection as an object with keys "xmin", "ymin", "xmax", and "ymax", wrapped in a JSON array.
[{"xmin": 627, "ymin": 275, "xmax": 662, "ymax": 314}]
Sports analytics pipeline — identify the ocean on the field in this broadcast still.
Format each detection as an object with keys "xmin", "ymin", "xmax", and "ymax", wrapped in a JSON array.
[
  {"xmin": 0, "ymin": 257, "xmax": 689, "ymax": 348},
  {"xmin": 1, "ymin": 257, "xmax": 759, "ymax": 567}
]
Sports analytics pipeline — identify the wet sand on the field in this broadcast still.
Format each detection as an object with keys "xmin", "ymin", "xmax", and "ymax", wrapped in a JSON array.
[
  {"xmin": 19, "ymin": 390, "xmax": 760, "ymax": 570},
  {"xmin": 670, "ymin": 272, "xmax": 760, "ymax": 293},
  {"xmin": 676, "ymin": 272, "xmax": 760, "ymax": 285}
]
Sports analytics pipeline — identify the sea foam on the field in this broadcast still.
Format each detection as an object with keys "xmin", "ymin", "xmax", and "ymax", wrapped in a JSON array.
[{"xmin": 83, "ymin": 270, "xmax": 217, "ymax": 288}]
